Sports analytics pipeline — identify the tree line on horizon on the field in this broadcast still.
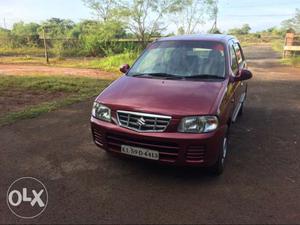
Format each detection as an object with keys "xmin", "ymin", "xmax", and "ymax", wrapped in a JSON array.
[{"xmin": 0, "ymin": 0, "xmax": 298, "ymax": 58}]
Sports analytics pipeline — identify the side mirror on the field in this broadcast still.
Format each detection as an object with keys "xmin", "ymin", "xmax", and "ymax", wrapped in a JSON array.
[
  {"xmin": 120, "ymin": 64, "xmax": 130, "ymax": 74},
  {"xmin": 232, "ymin": 69, "xmax": 253, "ymax": 82}
]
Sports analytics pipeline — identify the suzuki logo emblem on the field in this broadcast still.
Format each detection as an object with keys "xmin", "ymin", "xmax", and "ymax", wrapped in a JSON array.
[{"xmin": 136, "ymin": 117, "xmax": 146, "ymax": 126}]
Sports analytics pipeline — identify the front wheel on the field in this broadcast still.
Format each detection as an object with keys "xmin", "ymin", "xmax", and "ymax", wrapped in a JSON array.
[{"xmin": 210, "ymin": 133, "xmax": 229, "ymax": 176}]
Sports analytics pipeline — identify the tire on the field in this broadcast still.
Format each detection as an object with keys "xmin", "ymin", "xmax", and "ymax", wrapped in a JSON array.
[{"xmin": 210, "ymin": 131, "xmax": 229, "ymax": 176}]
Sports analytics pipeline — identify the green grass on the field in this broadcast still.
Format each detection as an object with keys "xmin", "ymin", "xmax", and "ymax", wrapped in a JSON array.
[
  {"xmin": 55, "ymin": 52, "xmax": 139, "ymax": 72},
  {"xmin": 52, "ymin": 51, "xmax": 139, "ymax": 72},
  {"xmin": 0, "ymin": 47, "xmax": 53, "ymax": 57},
  {"xmin": 281, "ymin": 57, "xmax": 300, "ymax": 67},
  {"xmin": 1, "ymin": 100, "xmax": 75, "ymax": 125},
  {"xmin": 0, "ymin": 51, "xmax": 140, "ymax": 72},
  {"xmin": 0, "ymin": 56, "xmax": 46, "ymax": 64},
  {"xmin": 271, "ymin": 39, "xmax": 284, "ymax": 53},
  {"xmin": 233, "ymin": 34, "xmax": 285, "ymax": 50},
  {"xmin": 270, "ymin": 39, "xmax": 300, "ymax": 67},
  {"xmin": 0, "ymin": 75, "xmax": 112, "ymax": 125},
  {"xmin": 0, "ymin": 51, "xmax": 137, "ymax": 125},
  {"xmin": 97, "ymin": 51, "xmax": 139, "ymax": 72}
]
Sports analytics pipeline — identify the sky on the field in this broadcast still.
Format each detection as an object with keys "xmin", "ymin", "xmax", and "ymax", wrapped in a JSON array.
[{"xmin": 0, "ymin": 0, "xmax": 299, "ymax": 32}]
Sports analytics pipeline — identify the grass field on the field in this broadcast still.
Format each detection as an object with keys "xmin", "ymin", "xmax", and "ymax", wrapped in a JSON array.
[
  {"xmin": 0, "ymin": 47, "xmax": 50, "ymax": 57},
  {"xmin": 0, "ymin": 51, "xmax": 139, "ymax": 72},
  {"xmin": 0, "ymin": 75, "xmax": 112, "ymax": 126},
  {"xmin": 0, "ymin": 49, "xmax": 139, "ymax": 126}
]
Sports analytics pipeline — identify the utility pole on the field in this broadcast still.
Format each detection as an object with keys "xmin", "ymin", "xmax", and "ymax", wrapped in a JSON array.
[
  {"xmin": 3, "ymin": 18, "xmax": 7, "ymax": 29},
  {"xmin": 42, "ymin": 27, "xmax": 49, "ymax": 64}
]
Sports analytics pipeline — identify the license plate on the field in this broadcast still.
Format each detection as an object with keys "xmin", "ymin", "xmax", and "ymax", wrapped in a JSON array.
[{"xmin": 121, "ymin": 145, "xmax": 159, "ymax": 161}]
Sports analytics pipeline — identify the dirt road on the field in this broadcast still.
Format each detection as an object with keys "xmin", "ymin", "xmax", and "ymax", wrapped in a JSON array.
[
  {"xmin": 0, "ymin": 45, "xmax": 299, "ymax": 224},
  {"xmin": 0, "ymin": 64, "xmax": 115, "ymax": 79}
]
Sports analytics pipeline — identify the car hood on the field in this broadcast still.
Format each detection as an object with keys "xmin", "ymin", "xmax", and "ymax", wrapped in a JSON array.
[{"xmin": 96, "ymin": 76, "xmax": 226, "ymax": 118}]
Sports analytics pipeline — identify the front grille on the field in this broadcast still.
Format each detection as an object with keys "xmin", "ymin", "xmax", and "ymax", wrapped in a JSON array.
[
  {"xmin": 106, "ymin": 133, "xmax": 179, "ymax": 162},
  {"xmin": 117, "ymin": 110, "xmax": 171, "ymax": 132},
  {"xmin": 186, "ymin": 145, "xmax": 206, "ymax": 162}
]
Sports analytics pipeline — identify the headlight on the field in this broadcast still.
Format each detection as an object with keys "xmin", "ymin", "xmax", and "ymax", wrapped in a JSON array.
[
  {"xmin": 178, "ymin": 116, "xmax": 218, "ymax": 133},
  {"xmin": 92, "ymin": 102, "xmax": 111, "ymax": 122}
]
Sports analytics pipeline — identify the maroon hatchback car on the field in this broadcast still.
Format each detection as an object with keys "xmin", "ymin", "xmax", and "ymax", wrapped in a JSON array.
[{"xmin": 91, "ymin": 34, "xmax": 252, "ymax": 175}]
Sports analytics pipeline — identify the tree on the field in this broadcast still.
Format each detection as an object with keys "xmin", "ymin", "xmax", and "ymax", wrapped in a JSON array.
[
  {"xmin": 39, "ymin": 18, "xmax": 75, "ymax": 38},
  {"xmin": 177, "ymin": 27, "xmax": 185, "ymax": 35},
  {"xmin": 208, "ymin": 0, "xmax": 219, "ymax": 33},
  {"xmin": 11, "ymin": 22, "xmax": 40, "ymax": 46},
  {"xmin": 82, "ymin": 0, "xmax": 184, "ymax": 45},
  {"xmin": 38, "ymin": 18, "xmax": 75, "ymax": 57},
  {"xmin": 70, "ymin": 19, "xmax": 127, "ymax": 56},
  {"xmin": 82, "ymin": 0, "xmax": 119, "ymax": 21},
  {"xmin": 172, "ymin": 0, "xmax": 218, "ymax": 35},
  {"xmin": 12, "ymin": 22, "xmax": 40, "ymax": 37},
  {"xmin": 281, "ymin": 9, "xmax": 300, "ymax": 32},
  {"xmin": 260, "ymin": 26, "xmax": 285, "ymax": 36},
  {"xmin": 69, "ymin": 20, "xmax": 101, "ymax": 39},
  {"xmin": 241, "ymin": 24, "xmax": 251, "ymax": 34},
  {"xmin": 228, "ymin": 24, "xmax": 251, "ymax": 35},
  {"xmin": 209, "ymin": 27, "xmax": 222, "ymax": 34},
  {"xmin": 123, "ymin": 0, "xmax": 183, "ymax": 45},
  {"xmin": 0, "ymin": 28, "xmax": 12, "ymax": 48}
]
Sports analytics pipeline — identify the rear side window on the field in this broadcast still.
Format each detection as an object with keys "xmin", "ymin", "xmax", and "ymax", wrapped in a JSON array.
[
  {"xmin": 230, "ymin": 45, "xmax": 238, "ymax": 73},
  {"xmin": 233, "ymin": 43, "xmax": 243, "ymax": 65}
]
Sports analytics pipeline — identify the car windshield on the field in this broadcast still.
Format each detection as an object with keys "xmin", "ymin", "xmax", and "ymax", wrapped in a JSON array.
[{"xmin": 127, "ymin": 40, "xmax": 226, "ymax": 79}]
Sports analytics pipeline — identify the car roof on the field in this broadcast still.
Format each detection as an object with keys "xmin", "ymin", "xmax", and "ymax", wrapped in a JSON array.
[{"xmin": 157, "ymin": 34, "xmax": 237, "ymax": 44}]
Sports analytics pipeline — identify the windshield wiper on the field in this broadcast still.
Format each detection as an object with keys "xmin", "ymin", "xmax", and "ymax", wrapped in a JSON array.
[
  {"xmin": 130, "ymin": 73, "xmax": 182, "ymax": 79},
  {"xmin": 184, "ymin": 74, "xmax": 225, "ymax": 80},
  {"xmin": 130, "ymin": 73, "xmax": 224, "ymax": 80}
]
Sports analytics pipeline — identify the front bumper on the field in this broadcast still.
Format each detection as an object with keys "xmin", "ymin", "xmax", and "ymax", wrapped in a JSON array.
[{"xmin": 91, "ymin": 117, "xmax": 227, "ymax": 167}]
